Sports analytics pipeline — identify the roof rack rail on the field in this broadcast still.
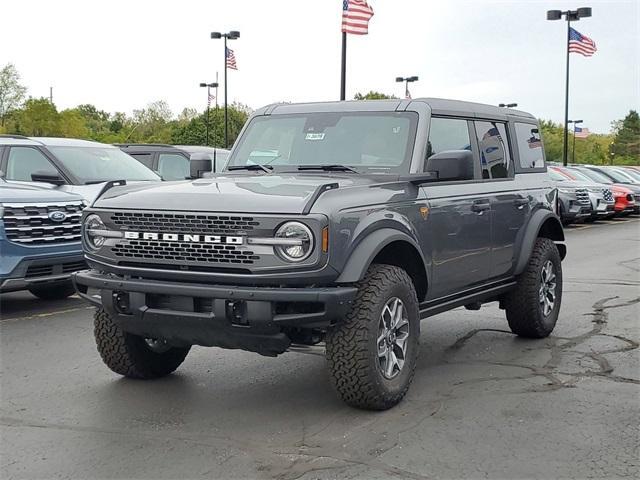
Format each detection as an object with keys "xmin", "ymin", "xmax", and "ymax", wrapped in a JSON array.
[
  {"xmin": 0, "ymin": 134, "xmax": 29, "ymax": 139},
  {"xmin": 114, "ymin": 143, "xmax": 175, "ymax": 148}
]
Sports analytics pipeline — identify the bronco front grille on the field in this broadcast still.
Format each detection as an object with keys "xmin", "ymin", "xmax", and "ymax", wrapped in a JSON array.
[
  {"xmin": 575, "ymin": 189, "xmax": 590, "ymax": 206},
  {"xmin": 110, "ymin": 212, "xmax": 260, "ymax": 235},
  {"xmin": 112, "ymin": 239, "xmax": 260, "ymax": 265},
  {"xmin": 1, "ymin": 202, "xmax": 83, "ymax": 244},
  {"xmin": 602, "ymin": 189, "xmax": 614, "ymax": 203}
]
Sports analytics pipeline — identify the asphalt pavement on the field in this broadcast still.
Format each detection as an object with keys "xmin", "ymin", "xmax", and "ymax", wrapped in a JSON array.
[{"xmin": 1, "ymin": 218, "xmax": 639, "ymax": 480}]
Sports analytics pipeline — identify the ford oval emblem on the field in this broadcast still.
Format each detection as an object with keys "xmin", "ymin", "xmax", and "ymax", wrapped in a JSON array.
[{"xmin": 49, "ymin": 211, "xmax": 67, "ymax": 222}]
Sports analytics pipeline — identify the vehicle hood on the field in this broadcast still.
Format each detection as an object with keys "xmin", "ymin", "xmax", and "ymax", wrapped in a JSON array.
[
  {"xmin": 0, "ymin": 183, "xmax": 83, "ymax": 203},
  {"xmin": 94, "ymin": 174, "xmax": 379, "ymax": 214}
]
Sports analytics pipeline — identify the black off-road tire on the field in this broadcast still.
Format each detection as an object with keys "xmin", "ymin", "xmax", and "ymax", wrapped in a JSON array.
[
  {"xmin": 504, "ymin": 238, "xmax": 563, "ymax": 338},
  {"xmin": 326, "ymin": 264, "xmax": 420, "ymax": 410},
  {"xmin": 28, "ymin": 280, "xmax": 76, "ymax": 300},
  {"xmin": 94, "ymin": 308, "xmax": 190, "ymax": 379}
]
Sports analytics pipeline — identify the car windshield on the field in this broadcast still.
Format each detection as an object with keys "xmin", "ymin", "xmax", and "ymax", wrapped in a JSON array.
[
  {"xmin": 226, "ymin": 112, "xmax": 418, "ymax": 174},
  {"xmin": 609, "ymin": 168, "xmax": 639, "ymax": 183},
  {"xmin": 548, "ymin": 170, "xmax": 568, "ymax": 181},
  {"xmin": 48, "ymin": 146, "xmax": 161, "ymax": 184},
  {"xmin": 576, "ymin": 168, "xmax": 613, "ymax": 184},
  {"xmin": 619, "ymin": 168, "xmax": 640, "ymax": 181},
  {"xmin": 563, "ymin": 168, "xmax": 593, "ymax": 183}
]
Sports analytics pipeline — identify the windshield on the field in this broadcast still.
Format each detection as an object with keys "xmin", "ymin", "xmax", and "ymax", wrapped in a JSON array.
[
  {"xmin": 608, "ymin": 168, "xmax": 638, "ymax": 183},
  {"xmin": 618, "ymin": 168, "xmax": 640, "ymax": 181},
  {"xmin": 48, "ymin": 146, "xmax": 161, "ymax": 184},
  {"xmin": 576, "ymin": 168, "xmax": 613, "ymax": 184},
  {"xmin": 548, "ymin": 170, "xmax": 568, "ymax": 181},
  {"xmin": 226, "ymin": 112, "xmax": 418, "ymax": 174},
  {"xmin": 563, "ymin": 168, "xmax": 594, "ymax": 182}
]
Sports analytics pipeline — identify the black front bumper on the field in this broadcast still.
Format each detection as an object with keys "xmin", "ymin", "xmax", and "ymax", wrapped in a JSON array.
[{"xmin": 73, "ymin": 270, "xmax": 357, "ymax": 356}]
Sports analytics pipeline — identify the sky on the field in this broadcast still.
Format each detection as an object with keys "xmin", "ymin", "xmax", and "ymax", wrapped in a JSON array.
[{"xmin": 1, "ymin": 0, "xmax": 638, "ymax": 134}]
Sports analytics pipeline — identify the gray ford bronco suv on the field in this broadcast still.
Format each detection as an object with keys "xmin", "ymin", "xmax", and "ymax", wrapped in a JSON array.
[{"xmin": 74, "ymin": 99, "xmax": 566, "ymax": 410}]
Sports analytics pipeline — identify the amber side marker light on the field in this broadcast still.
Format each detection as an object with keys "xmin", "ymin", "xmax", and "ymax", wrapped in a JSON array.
[{"xmin": 322, "ymin": 227, "xmax": 329, "ymax": 253}]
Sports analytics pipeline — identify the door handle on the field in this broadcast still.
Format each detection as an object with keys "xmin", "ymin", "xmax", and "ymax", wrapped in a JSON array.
[
  {"xmin": 471, "ymin": 200, "xmax": 490, "ymax": 213},
  {"xmin": 513, "ymin": 198, "xmax": 529, "ymax": 209}
]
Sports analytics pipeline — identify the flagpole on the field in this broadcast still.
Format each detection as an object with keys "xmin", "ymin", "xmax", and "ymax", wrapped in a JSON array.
[
  {"xmin": 562, "ymin": 17, "xmax": 571, "ymax": 166},
  {"xmin": 340, "ymin": 31, "xmax": 347, "ymax": 101}
]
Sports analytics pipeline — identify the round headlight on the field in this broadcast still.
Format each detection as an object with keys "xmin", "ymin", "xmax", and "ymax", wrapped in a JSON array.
[
  {"xmin": 84, "ymin": 214, "xmax": 107, "ymax": 251},
  {"xmin": 274, "ymin": 222, "xmax": 314, "ymax": 262}
]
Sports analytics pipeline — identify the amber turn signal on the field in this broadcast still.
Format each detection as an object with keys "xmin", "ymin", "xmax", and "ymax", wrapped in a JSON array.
[{"xmin": 322, "ymin": 227, "xmax": 329, "ymax": 253}]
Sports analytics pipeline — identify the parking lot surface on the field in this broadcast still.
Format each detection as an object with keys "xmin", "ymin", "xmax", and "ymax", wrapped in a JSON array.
[{"xmin": 2, "ymin": 218, "xmax": 639, "ymax": 480}]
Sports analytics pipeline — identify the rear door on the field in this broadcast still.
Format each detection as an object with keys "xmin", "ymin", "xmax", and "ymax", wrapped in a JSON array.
[
  {"xmin": 473, "ymin": 120, "xmax": 528, "ymax": 279},
  {"xmin": 421, "ymin": 116, "xmax": 492, "ymax": 299}
]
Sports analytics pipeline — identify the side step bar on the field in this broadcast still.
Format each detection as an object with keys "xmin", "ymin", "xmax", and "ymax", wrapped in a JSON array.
[{"xmin": 419, "ymin": 280, "xmax": 517, "ymax": 319}]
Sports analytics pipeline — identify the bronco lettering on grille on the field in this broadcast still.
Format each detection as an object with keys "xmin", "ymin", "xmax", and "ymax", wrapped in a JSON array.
[{"xmin": 123, "ymin": 231, "xmax": 244, "ymax": 244}]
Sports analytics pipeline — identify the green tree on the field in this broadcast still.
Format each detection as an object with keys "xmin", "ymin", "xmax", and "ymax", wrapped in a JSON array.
[
  {"xmin": 171, "ymin": 103, "xmax": 250, "ymax": 148},
  {"xmin": 13, "ymin": 98, "xmax": 60, "ymax": 136},
  {"xmin": 59, "ymin": 109, "xmax": 89, "ymax": 138},
  {"xmin": 611, "ymin": 110, "xmax": 640, "ymax": 162},
  {"xmin": 0, "ymin": 63, "xmax": 27, "ymax": 126},
  {"xmin": 353, "ymin": 91, "xmax": 398, "ymax": 100}
]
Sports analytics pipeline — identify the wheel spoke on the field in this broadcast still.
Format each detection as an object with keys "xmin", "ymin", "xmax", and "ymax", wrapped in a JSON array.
[{"xmin": 386, "ymin": 349, "xmax": 398, "ymax": 377}]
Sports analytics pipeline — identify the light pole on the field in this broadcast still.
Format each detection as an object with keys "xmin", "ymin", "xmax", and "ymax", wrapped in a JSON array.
[
  {"xmin": 199, "ymin": 82, "xmax": 218, "ymax": 146},
  {"xmin": 499, "ymin": 103, "xmax": 518, "ymax": 108},
  {"xmin": 395, "ymin": 76, "xmax": 418, "ymax": 99},
  {"xmin": 547, "ymin": 7, "xmax": 592, "ymax": 166},
  {"xmin": 211, "ymin": 30, "xmax": 240, "ymax": 149},
  {"xmin": 568, "ymin": 119, "xmax": 583, "ymax": 163}
]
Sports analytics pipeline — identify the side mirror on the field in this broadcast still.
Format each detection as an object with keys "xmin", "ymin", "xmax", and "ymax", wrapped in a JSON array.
[
  {"xmin": 190, "ymin": 158, "xmax": 213, "ymax": 179},
  {"xmin": 426, "ymin": 150, "xmax": 474, "ymax": 182},
  {"xmin": 31, "ymin": 170, "xmax": 66, "ymax": 185}
]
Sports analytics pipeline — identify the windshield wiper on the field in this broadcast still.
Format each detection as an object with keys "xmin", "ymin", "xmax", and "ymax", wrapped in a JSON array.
[
  {"xmin": 297, "ymin": 164, "xmax": 359, "ymax": 173},
  {"xmin": 227, "ymin": 164, "xmax": 273, "ymax": 174}
]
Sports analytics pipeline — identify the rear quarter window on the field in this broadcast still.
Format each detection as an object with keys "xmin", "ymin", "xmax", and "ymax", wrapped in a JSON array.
[{"xmin": 515, "ymin": 122, "xmax": 545, "ymax": 170}]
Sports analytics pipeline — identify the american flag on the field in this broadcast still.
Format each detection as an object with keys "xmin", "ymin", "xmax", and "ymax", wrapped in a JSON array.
[
  {"xmin": 226, "ymin": 47, "xmax": 237, "ymax": 70},
  {"xmin": 342, "ymin": 0, "xmax": 374, "ymax": 35},
  {"xmin": 569, "ymin": 28, "xmax": 597, "ymax": 57},
  {"xmin": 207, "ymin": 92, "xmax": 215, "ymax": 108},
  {"xmin": 574, "ymin": 126, "xmax": 591, "ymax": 138}
]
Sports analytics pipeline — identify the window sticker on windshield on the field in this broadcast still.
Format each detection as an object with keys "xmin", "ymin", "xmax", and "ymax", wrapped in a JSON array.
[{"xmin": 305, "ymin": 133, "xmax": 325, "ymax": 141}]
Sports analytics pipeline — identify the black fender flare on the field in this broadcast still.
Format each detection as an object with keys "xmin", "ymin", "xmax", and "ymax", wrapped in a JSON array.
[
  {"xmin": 335, "ymin": 228, "xmax": 429, "ymax": 284},
  {"xmin": 514, "ymin": 209, "xmax": 566, "ymax": 276}
]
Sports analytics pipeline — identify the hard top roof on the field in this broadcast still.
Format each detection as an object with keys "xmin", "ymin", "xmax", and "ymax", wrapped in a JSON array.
[{"xmin": 257, "ymin": 98, "xmax": 536, "ymax": 121}]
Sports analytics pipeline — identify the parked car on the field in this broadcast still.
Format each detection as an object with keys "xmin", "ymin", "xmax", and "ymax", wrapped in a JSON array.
[
  {"xmin": 549, "ymin": 166, "xmax": 615, "ymax": 220},
  {"xmin": 547, "ymin": 169, "xmax": 594, "ymax": 225},
  {"xmin": 0, "ymin": 176, "xmax": 85, "ymax": 299},
  {"xmin": 116, "ymin": 144, "xmax": 230, "ymax": 180},
  {"xmin": 0, "ymin": 135, "xmax": 160, "ymax": 202},
  {"xmin": 570, "ymin": 167, "xmax": 637, "ymax": 215},
  {"xmin": 74, "ymin": 98, "xmax": 566, "ymax": 410}
]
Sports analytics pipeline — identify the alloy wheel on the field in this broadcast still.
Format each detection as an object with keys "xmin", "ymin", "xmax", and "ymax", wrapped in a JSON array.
[
  {"xmin": 539, "ymin": 260, "xmax": 557, "ymax": 317},
  {"xmin": 377, "ymin": 297, "xmax": 410, "ymax": 379}
]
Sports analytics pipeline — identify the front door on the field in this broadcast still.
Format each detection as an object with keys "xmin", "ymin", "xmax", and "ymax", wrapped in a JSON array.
[{"xmin": 421, "ymin": 117, "xmax": 492, "ymax": 299}]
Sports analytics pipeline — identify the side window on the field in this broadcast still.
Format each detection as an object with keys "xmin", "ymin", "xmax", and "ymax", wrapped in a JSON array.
[
  {"xmin": 514, "ymin": 123, "xmax": 545, "ymax": 169},
  {"xmin": 130, "ymin": 153, "xmax": 154, "ymax": 169},
  {"xmin": 426, "ymin": 117, "xmax": 471, "ymax": 161},
  {"xmin": 6, "ymin": 147, "xmax": 57, "ymax": 181},
  {"xmin": 157, "ymin": 153, "xmax": 190, "ymax": 180},
  {"xmin": 474, "ymin": 121, "xmax": 512, "ymax": 179}
]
